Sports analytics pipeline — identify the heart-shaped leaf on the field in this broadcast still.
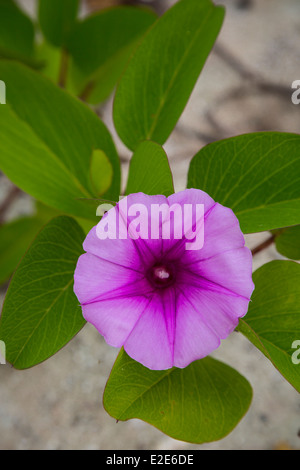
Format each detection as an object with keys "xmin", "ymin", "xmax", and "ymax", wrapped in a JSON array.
[
  {"xmin": 104, "ymin": 349, "xmax": 252, "ymax": 444},
  {"xmin": 0, "ymin": 216, "xmax": 86, "ymax": 369},
  {"xmin": 126, "ymin": 141, "xmax": 174, "ymax": 196},
  {"xmin": 67, "ymin": 6, "xmax": 157, "ymax": 103},
  {"xmin": 0, "ymin": 216, "xmax": 44, "ymax": 285},
  {"xmin": 0, "ymin": 61, "xmax": 120, "ymax": 219},
  {"xmin": 274, "ymin": 225, "xmax": 300, "ymax": 260},
  {"xmin": 113, "ymin": 0, "xmax": 224, "ymax": 150},
  {"xmin": 237, "ymin": 260, "xmax": 300, "ymax": 392},
  {"xmin": 0, "ymin": 0, "xmax": 35, "ymax": 62},
  {"xmin": 187, "ymin": 132, "xmax": 300, "ymax": 233},
  {"xmin": 38, "ymin": 0, "xmax": 79, "ymax": 48}
]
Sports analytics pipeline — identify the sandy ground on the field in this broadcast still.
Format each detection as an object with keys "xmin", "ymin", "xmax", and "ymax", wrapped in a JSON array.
[{"xmin": 0, "ymin": 0, "xmax": 299, "ymax": 450}]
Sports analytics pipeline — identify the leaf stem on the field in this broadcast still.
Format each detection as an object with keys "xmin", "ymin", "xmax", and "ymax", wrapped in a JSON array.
[
  {"xmin": 79, "ymin": 80, "xmax": 95, "ymax": 102},
  {"xmin": 251, "ymin": 234, "xmax": 275, "ymax": 256}
]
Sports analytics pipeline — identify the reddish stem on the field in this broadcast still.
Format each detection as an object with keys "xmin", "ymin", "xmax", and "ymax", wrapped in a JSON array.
[{"xmin": 251, "ymin": 235, "xmax": 275, "ymax": 256}]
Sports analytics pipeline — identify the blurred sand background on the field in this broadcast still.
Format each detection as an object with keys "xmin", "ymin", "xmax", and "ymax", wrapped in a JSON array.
[{"xmin": 0, "ymin": 0, "xmax": 299, "ymax": 450}]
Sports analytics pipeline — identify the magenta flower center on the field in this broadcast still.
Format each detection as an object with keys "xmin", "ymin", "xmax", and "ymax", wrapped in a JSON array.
[{"xmin": 147, "ymin": 263, "xmax": 175, "ymax": 288}]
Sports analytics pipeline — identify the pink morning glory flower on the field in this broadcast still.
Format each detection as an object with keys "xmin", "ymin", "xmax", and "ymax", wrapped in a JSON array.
[{"xmin": 74, "ymin": 189, "xmax": 254, "ymax": 370}]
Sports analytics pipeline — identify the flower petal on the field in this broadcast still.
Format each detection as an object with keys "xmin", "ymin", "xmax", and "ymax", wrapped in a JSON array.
[
  {"xmin": 124, "ymin": 294, "xmax": 173, "ymax": 370},
  {"xmin": 163, "ymin": 188, "xmax": 216, "ymax": 256},
  {"xmin": 184, "ymin": 247, "xmax": 254, "ymax": 299},
  {"xmin": 74, "ymin": 252, "xmax": 148, "ymax": 305},
  {"xmin": 83, "ymin": 225, "xmax": 144, "ymax": 272},
  {"xmin": 120, "ymin": 192, "xmax": 168, "ymax": 265},
  {"xmin": 183, "ymin": 203, "xmax": 246, "ymax": 263},
  {"xmin": 81, "ymin": 295, "xmax": 152, "ymax": 348},
  {"xmin": 173, "ymin": 289, "xmax": 221, "ymax": 368},
  {"xmin": 184, "ymin": 285, "xmax": 250, "ymax": 338},
  {"xmin": 168, "ymin": 188, "xmax": 216, "ymax": 212}
]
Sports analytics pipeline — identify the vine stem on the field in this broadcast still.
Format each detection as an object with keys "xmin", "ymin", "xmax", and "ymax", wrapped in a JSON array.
[
  {"xmin": 251, "ymin": 234, "xmax": 275, "ymax": 256},
  {"xmin": 79, "ymin": 81, "xmax": 95, "ymax": 102}
]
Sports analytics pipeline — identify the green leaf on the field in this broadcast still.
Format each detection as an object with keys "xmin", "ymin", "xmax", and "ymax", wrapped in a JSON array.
[
  {"xmin": 0, "ymin": 0, "xmax": 35, "ymax": 61},
  {"xmin": 274, "ymin": 225, "xmax": 300, "ymax": 260},
  {"xmin": 113, "ymin": 0, "xmax": 224, "ymax": 151},
  {"xmin": 104, "ymin": 349, "xmax": 252, "ymax": 444},
  {"xmin": 0, "ymin": 217, "xmax": 42, "ymax": 285},
  {"xmin": 67, "ymin": 6, "xmax": 157, "ymax": 103},
  {"xmin": 35, "ymin": 40, "xmax": 62, "ymax": 83},
  {"xmin": 237, "ymin": 260, "xmax": 300, "ymax": 393},
  {"xmin": 38, "ymin": 0, "xmax": 79, "ymax": 48},
  {"xmin": 35, "ymin": 200, "xmax": 96, "ymax": 235},
  {"xmin": 126, "ymin": 141, "xmax": 174, "ymax": 196},
  {"xmin": 90, "ymin": 149, "xmax": 113, "ymax": 197},
  {"xmin": 187, "ymin": 132, "xmax": 300, "ymax": 233},
  {"xmin": 0, "ymin": 216, "xmax": 86, "ymax": 369},
  {"xmin": 0, "ymin": 200, "xmax": 75, "ymax": 286},
  {"xmin": 0, "ymin": 61, "xmax": 120, "ymax": 219}
]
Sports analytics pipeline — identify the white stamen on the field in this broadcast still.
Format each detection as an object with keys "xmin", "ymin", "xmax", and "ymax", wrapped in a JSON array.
[{"xmin": 154, "ymin": 267, "xmax": 170, "ymax": 280}]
